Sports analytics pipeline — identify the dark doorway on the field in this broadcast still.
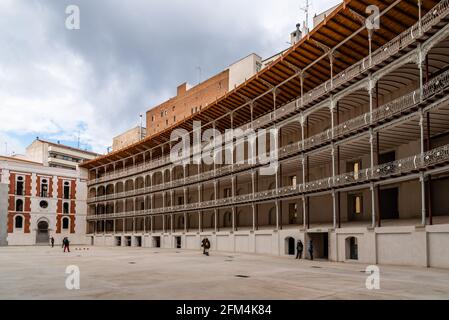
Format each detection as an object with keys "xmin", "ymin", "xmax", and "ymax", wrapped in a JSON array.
[
  {"xmin": 175, "ymin": 236, "xmax": 182, "ymax": 249},
  {"xmin": 431, "ymin": 177, "xmax": 449, "ymax": 216},
  {"xmin": 153, "ymin": 236, "xmax": 161, "ymax": 248},
  {"xmin": 346, "ymin": 237, "xmax": 358, "ymax": 260},
  {"xmin": 380, "ymin": 188, "xmax": 399, "ymax": 219},
  {"xmin": 115, "ymin": 236, "xmax": 121, "ymax": 246},
  {"xmin": 308, "ymin": 233, "xmax": 329, "ymax": 260},
  {"xmin": 36, "ymin": 221, "xmax": 49, "ymax": 244},
  {"xmin": 286, "ymin": 237, "xmax": 295, "ymax": 255},
  {"xmin": 135, "ymin": 236, "xmax": 142, "ymax": 247}
]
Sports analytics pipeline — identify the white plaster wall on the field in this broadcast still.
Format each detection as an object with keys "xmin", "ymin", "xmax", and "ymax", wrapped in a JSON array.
[
  {"xmin": 377, "ymin": 232, "xmax": 415, "ymax": 266},
  {"xmin": 235, "ymin": 234, "xmax": 250, "ymax": 252},
  {"xmin": 255, "ymin": 234, "xmax": 272, "ymax": 254},
  {"xmin": 428, "ymin": 231, "xmax": 449, "ymax": 268}
]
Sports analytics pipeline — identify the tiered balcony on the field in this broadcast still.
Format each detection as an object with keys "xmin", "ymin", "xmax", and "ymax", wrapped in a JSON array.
[
  {"xmin": 88, "ymin": 68, "xmax": 449, "ymax": 204},
  {"xmin": 87, "ymin": 143, "xmax": 449, "ymax": 221},
  {"xmin": 88, "ymin": 1, "xmax": 449, "ymax": 187}
]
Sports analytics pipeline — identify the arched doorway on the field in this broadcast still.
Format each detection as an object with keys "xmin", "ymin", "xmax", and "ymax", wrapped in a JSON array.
[
  {"xmin": 36, "ymin": 220, "xmax": 49, "ymax": 244},
  {"xmin": 345, "ymin": 237, "xmax": 358, "ymax": 260},
  {"xmin": 286, "ymin": 237, "xmax": 295, "ymax": 255}
]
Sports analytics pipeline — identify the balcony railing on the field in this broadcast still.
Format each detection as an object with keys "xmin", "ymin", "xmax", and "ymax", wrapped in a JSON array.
[
  {"xmin": 87, "ymin": 1, "xmax": 449, "ymax": 187},
  {"xmin": 87, "ymin": 143, "xmax": 449, "ymax": 221},
  {"xmin": 88, "ymin": 68, "xmax": 449, "ymax": 203}
]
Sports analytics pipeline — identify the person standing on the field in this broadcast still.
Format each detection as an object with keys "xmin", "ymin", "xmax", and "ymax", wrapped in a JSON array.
[
  {"xmin": 50, "ymin": 236, "xmax": 55, "ymax": 248},
  {"xmin": 296, "ymin": 240, "xmax": 303, "ymax": 259},
  {"xmin": 203, "ymin": 238, "xmax": 210, "ymax": 256},
  {"xmin": 308, "ymin": 240, "xmax": 314, "ymax": 260}
]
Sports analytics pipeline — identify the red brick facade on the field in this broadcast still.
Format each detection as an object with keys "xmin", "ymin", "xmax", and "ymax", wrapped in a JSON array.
[{"xmin": 6, "ymin": 172, "xmax": 78, "ymax": 236}]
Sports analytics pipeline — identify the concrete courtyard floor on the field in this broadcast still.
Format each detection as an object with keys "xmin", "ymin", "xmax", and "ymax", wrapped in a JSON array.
[{"xmin": 1, "ymin": 246, "xmax": 449, "ymax": 300}]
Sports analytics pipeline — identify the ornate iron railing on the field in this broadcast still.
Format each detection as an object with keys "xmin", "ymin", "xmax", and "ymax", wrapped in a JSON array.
[
  {"xmin": 88, "ymin": 67, "xmax": 449, "ymax": 203},
  {"xmin": 87, "ymin": 143, "xmax": 449, "ymax": 220}
]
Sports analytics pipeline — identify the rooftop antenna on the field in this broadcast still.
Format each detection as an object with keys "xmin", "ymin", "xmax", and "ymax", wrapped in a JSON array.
[
  {"xmin": 300, "ymin": 0, "xmax": 310, "ymax": 34},
  {"xmin": 77, "ymin": 130, "xmax": 80, "ymax": 148},
  {"xmin": 4, "ymin": 142, "xmax": 7, "ymax": 156}
]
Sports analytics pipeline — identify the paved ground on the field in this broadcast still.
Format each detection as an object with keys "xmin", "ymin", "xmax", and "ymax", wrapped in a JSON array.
[{"xmin": 1, "ymin": 246, "xmax": 449, "ymax": 300}]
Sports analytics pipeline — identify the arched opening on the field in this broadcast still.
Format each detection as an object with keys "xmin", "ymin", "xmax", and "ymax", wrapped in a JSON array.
[
  {"xmin": 62, "ymin": 217, "xmax": 70, "ymax": 230},
  {"xmin": 345, "ymin": 237, "xmax": 358, "ymax": 260},
  {"xmin": 40, "ymin": 179, "xmax": 49, "ymax": 197},
  {"xmin": 36, "ymin": 220, "xmax": 49, "ymax": 244},
  {"xmin": 106, "ymin": 184, "xmax": 114, "ymax": 195},
  {"xmin": 285, "ymin": 237, "xmax": 295, "ymax": 255},
  {"xmin": 16, "ymin": 176, "xmax": 24, "ymax": 195},
  {"xmin": 15, "ymin": 215, "xmax": 23, "ymax": 229},
  {"xmin": 63, "ymin": 202, "xmax": 69, "ymax": 214},
  {"xmin": 15, "ymin": 199, "xmax": 23, "ymax": 212},
  {"xmin": 89, "ymin": 188, "xmax": 96, "ymax": 198}
]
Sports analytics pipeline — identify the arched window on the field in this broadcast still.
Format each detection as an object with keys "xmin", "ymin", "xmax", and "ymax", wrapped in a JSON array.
[
  {"xmin": 41, "ymin": 179, "xmax": 48, "ymax": 197},
  {"xmin": 15, "ymin": 215, "xmax": 23, "ymax": 229},
  {"xmin": 63, "ymin": 202, "xmax": 69, "ymax": 214},
  {"xmin": 16, "ymin": 176, "xmax": 24, "ymax": 196},
  {"xmin": 16, "ymin": 199, "xmax": 23, "ymax": 212},
  {"xmin": 63, "ymin": 181, "xmax": 70, "ymax": 199},
  {"xmin": 62, "ymin": 217, "xmax": 70, "ymax": 230}
]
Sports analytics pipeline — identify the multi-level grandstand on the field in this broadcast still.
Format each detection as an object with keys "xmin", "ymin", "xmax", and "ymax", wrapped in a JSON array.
[{"xmin": 81, "ymin": 0, "xmax": 449, "ymax": 268}]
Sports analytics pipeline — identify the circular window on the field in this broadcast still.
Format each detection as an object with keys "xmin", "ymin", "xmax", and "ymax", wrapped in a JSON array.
[
  {"xmin": 40, "ymin": 200, "xmax": 48, "ymax": 209},
  {"xmin": 64, "ymin": 181, "xmax": 69, "ymax": 186}
]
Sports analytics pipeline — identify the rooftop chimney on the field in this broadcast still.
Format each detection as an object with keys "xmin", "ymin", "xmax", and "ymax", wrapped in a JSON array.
[{"xmin": 290, "ymin": 23, "xmax": 302, "ymax": 45}]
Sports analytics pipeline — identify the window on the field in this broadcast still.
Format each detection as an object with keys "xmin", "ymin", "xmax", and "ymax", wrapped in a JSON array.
[
  {"xmin": 63, "ymin": 202, "xmax": 69, "ymax": 214},
  {"xmin": 355, "ymin": 196, "xmax": 362, "ymax": 214},
  {"xmin": 16, "ymin": 176, "xmax": 24, "ymax": 196},
  {"xmin": 160, "ymin": 111, "xmax": 164, "ymax": 117},
  {"xmin": 173, "ymin": 116, "xmax": 176, "ymax": 122},
  {"xmin": 41, "ymin": 179, "xmax": 48, "ymax": 197},
  {"xmin": 347, "ymin": 160, "xmax": 361, "ymax": 180},
  {"xmin": 63, "ymin": 182, "xmax": 70, "ymax": 199},
  {"xmin": 151, "ymin": 115, "xmax": 155, "ymax": 122},
  {"xmin": 172, "ymin": 106, "xmax": 175, "ymax": 111},
  {"xmin": 15, "ymin": 215, "xmax": 23, "ymax": 229},
  {"xmin": 166, "ymin": 119, "xmax": 168, "ymax": 126},
  {"xmin": 16, "ymin": 199, "xmax": 23, "ymax": 212},
  {"xmin": 289, "ymin": 176, "xmax": 297, "ymax": 186},
  {"xmin": 40, "ymin": 200, "xmax": 48, "ymax": 209},
  {"xmin": 164, "ymin": 110, "xmax": 168, "ymax": 116},
  {"xmin": 62, "ymin": 217, "xmax": 70, "ymax": 230}
]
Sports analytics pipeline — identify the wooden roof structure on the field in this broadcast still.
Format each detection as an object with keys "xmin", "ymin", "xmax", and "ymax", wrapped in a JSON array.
[{"xmin": 82, "ymin": 0, "xmax": 439, "ymax": 169}]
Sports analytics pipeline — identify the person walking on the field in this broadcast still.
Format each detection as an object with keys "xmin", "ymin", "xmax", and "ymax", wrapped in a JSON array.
[
  {"xmin": 50, "ymin": 236, "xmax": 55, "ymax": 248},
  {"xmin": 296, "ymin": 240, "xmax": 303, "ymax": 259},
  {"xmin": 62, "ymin": 237, "xmax": 71, "ymax": 253},
  {"xmin": 308, "ymin": 240, "xmax": 314, "ymax": 260}
]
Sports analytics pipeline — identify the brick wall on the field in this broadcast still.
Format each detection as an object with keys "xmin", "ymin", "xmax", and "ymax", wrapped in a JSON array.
[{"xmin": 146, "ymin": 70, "xmax": 229, "ymax": 136}]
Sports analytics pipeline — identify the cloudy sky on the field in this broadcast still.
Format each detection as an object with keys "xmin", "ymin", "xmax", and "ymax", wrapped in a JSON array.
[{"xmin": 0, "ymin": 0, "xmax": 340, "ymax": 156}]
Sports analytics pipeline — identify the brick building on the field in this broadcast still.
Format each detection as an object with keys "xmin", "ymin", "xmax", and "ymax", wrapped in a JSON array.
[
  {"xmin": 146, "ymin": 54, "xmax": 262, "ymax": 136},
  {"xmin": 0, "ymin": 156, "xmax": 88, "ymax": 246}
]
